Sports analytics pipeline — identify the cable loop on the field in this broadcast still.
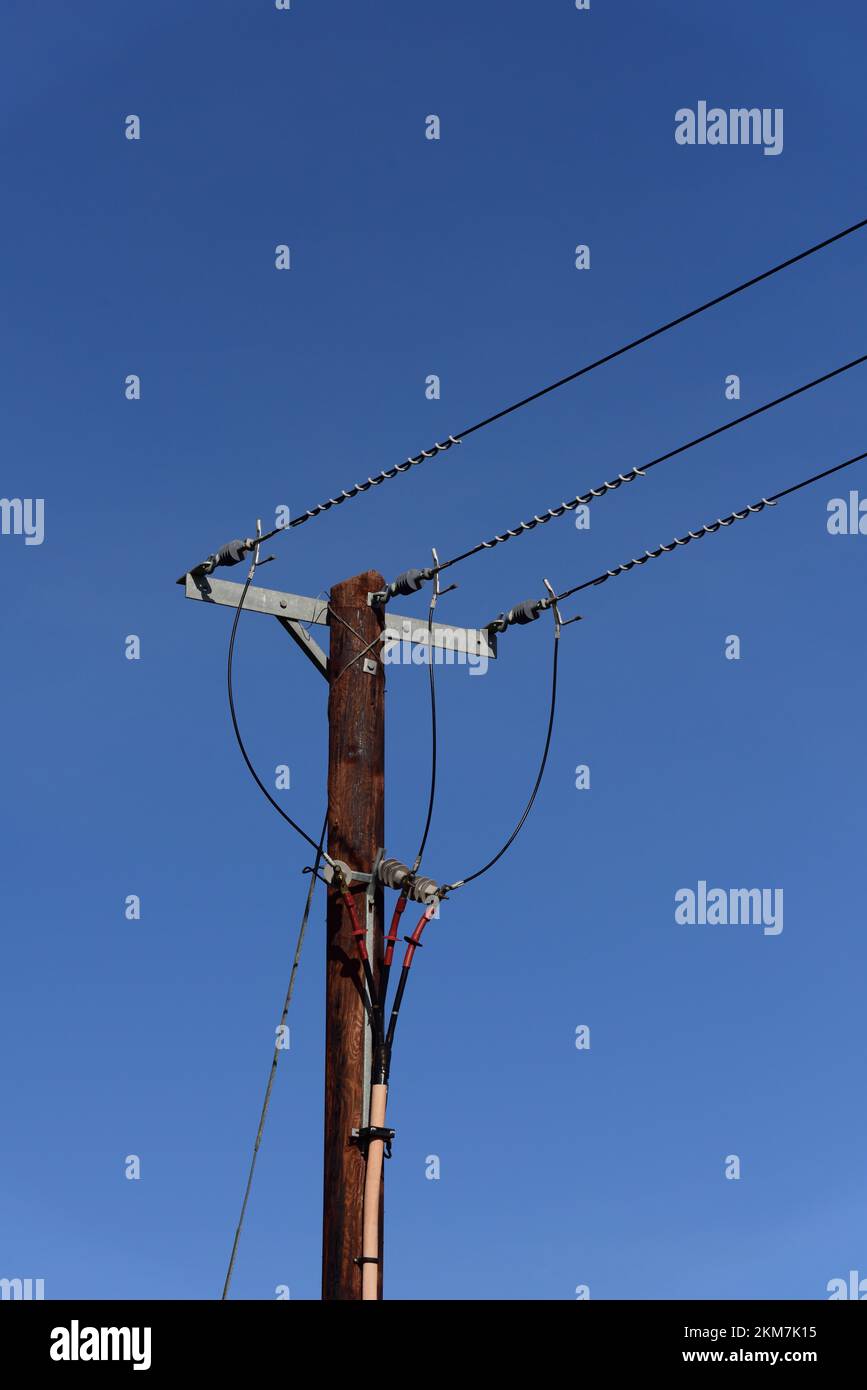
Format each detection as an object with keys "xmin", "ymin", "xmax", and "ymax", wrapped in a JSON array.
[{"xmin": 445, "ymin": 593, "xmax": 561, "ymax": 893}]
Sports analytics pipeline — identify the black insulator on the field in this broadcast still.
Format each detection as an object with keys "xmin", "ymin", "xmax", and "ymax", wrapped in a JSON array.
[
  {"xmin": 213, "ymin": 538, "xmax": 251, "ymax": 568},
  {"xmin": 508, "ymin": 599, "xmax": 542, "ymax": 626},
  {"xmin": 485, "ymin": 599, "xmax": 542, "ymax": 634},
  {"xmin": 388, "ymin": 568, "xmax": 431, "ymax": 597},
  {"xmin": 185, "ymin": 536, "xmax": 254, "ymax": 584}
]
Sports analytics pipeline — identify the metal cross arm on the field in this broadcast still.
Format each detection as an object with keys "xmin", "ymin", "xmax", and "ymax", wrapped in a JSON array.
[
  {"xmin": 181, "ymin": 572, "xmax": 331, "ymax": 677},
  {"xmin": 180, "ymin": 572, "xmax": 498, "ymax": 668}
]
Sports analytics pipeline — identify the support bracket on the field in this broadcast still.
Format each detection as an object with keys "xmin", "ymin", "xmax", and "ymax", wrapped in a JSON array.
[
  {"xmin": 180, "ymin": 572, "xmax": 497, "ymax": 661},
  {"xmin": 275, "ymin": 615, "xmax": 329, "ymax": 679}
]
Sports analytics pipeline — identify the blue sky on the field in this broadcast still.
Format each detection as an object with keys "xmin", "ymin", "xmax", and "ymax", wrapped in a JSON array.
[{"xmin": 2, "ymin": 0, "xmax": 866, "ymax": 1301}]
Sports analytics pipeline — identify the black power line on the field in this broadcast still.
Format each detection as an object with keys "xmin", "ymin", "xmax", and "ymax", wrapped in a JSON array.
[
  {"xmin": 227, "ymin": 559, "xmax": 332, "ymax": 861},
  {"xmin": 432, "ymin": 353, "xmax": 867, "ymax": 575},
  {"xmin": 412, "ymin": 590, "xmax": 439, "ymax": 874},
  {"xmin": 556, "ymin": 449, "xmax": 867, "ymax": 604},
  {"xmin": 248, "ymin": 214, "xmax": 867, "ymax": 549},
  {"xmin": 221, "ymin": 812, "xmax": 328, "ymax": 1299},
  {"xmin": 446, "ymin": 604, "xmax": 561, "ymax": 893},
  {"xmin": 456, "ymin": 451, "xmax": 867, "ymax": 898},
  {"xmin": 487, "ymin": 450, "xmax": 867, "ymax": 630}
]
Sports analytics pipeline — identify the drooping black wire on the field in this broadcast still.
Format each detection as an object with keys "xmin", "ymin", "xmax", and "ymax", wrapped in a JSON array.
[
  {"xmin": 446, "ymin": 609, "xmax": 560, "ymax": 892},
  {"xmin": 253, "ymin": 214, "xmax": 867, "ymax": 546},
  {"xmin": 221, "ymin": 811, "xmax": 328, "ymax": 1300},
  {"xmin": 227, "ymin": 562, "xmax": 330, "ymax": 860},
  {"xmin": 411, "ymin": 593, "xmax": 439, "ymax": 873}
]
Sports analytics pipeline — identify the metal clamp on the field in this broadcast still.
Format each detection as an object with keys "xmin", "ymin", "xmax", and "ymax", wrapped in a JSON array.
[
  {"xmin": 323, "ymin": 858, "xmax": 373, "ymax": 893},
  {"xmin": 351, "ymin": 1125, "xmax": 396, "ymax": 1160}
]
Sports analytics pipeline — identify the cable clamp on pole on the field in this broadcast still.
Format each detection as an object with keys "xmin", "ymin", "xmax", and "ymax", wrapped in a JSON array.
[{"xmin": 351, "ymin": 1125, "xmax": 396, "ymax": 1160}]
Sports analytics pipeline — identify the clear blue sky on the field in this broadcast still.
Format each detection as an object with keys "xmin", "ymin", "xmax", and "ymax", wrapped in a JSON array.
[{"xmin": 2, "ymin": 0, "xmax": 866, "ymax": 1301}]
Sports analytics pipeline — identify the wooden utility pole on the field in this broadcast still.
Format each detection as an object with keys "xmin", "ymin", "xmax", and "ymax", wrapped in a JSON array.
[
  {"xmin": 322, "ymin": 570, "xmax": 385, "ymax": 1300},
  {"xmin": 179, "ymin": 558, "xmax": 493, "ymax": 1299}
]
